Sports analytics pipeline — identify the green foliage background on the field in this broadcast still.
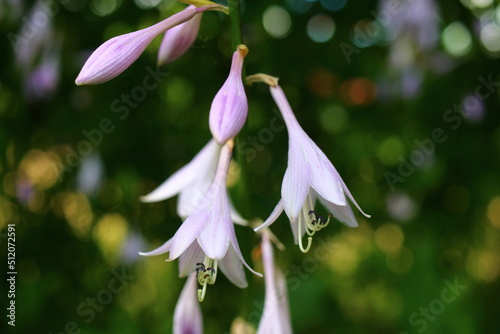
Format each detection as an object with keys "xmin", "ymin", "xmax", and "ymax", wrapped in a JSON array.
[{"xmin": 1, "ymin": 0, "xmax": 500, "ymax": 333}]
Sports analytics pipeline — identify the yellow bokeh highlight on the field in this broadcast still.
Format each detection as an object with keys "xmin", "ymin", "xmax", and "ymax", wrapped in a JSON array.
[
  {"xmin": 327, "ymin": 222, "xmax": 374, "ymax": 276},
  {"xmin": 467, "ymin": 249, "xmax": 500, "ymax": 283},
  {"xmin": 93, "ymin": 213, "xmax": 128, "ymax": 264},
  {"xmin": 375, "ymin": 223, "xmax": 404, "ymax": 254},
  {"xmin": 63, "ymin": 192, "xmax": 94, "ymax": 238},
  {"xmin": 0, "ymin": 196, "xmax": 19, "ymax": 228},
  {"xmin": 338, "ymin": 281, "xmax": 402, "ymax": 322},
  {"xmin": 19, "ymin": 149, "xmax": 63, "ymax": 190},
  {"xmin": 487, "ymin": 196, "xmax": 500, "ymax": 229}
]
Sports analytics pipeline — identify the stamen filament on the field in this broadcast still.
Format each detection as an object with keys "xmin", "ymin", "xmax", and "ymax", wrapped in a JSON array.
[
  {"xmin": 297, "ymin": 213, "xmax": 312, "ymax": 253},
  {"xmin": 196, "ymin": 256, "xmax": 218, "ymax": 302}
]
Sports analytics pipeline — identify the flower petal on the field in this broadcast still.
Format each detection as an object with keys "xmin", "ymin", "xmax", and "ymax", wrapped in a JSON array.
[
  {"xmin": 318, "ymin": 195, "xmax": 359, "ymax": 227},
  {"xmin": 169, "ymin": 208, "xmax": 210, "ymax": 260},
  {"xmin": 173, "ymin": 273, "xmax": 203, "ymax": 334},
  {"xmin": 141, "ymin": 139, "xmax": 220, "ymax": 203},
  {"xmin": 254, "ymin": 200, "xmax": 284, "ymax": 232},
  {"xmin": 178, "ymin": 241, "xmax": 205, "ymax": 277},
  {"xmin": 138, "ymin": 238, "xmax": 172, "ymax": 256},
  {"xmin": 158, "ymin": 7, "xmax": 202, "ymax": 65},
  {"xmin": 226, "ymin": 219, "xmax": 262, "ymax": 277},
  {"xmin": 257, "ymin": 234, "xmax": 292, "ymax": 334},
  {"xmin": 197, "ymin": 192, "xmax": 231, "ymax": 260},
  {"xmin": 218, "ymin": 244, "xmax": 248, "ymax": 288},
  {"xmin": 302, "ymin": 135, "xmax": 347, "ymax": 206},
  {"xmin": 75, "ymin": 6, "xmax": 199, "ymax": 85},
  {"xmin": 339, "ymin": 179, "xmax": 371, "ymax": 218},
  {"xmin": 209, "ymin": 46, "xmax": 248, "ymax": 144},
  {"xmin": 281, "ymin": 139, "xmax": 311, "ymax": 221}
]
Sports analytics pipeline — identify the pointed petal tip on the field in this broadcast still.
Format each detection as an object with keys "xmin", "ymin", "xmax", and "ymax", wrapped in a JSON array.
[
  {"xmin": 139, "ymin": 195, "xmax": 153, "ymax": 203},
  {"xmin": 254, "ymin": 224, "xmax": 264, "ymax": 232}
]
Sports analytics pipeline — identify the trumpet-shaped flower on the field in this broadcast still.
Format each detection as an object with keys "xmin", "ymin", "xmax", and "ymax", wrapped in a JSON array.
[
  {"xmin": 140, "ymin": 143, "xmax": 261, "ymax": 301},
  {"xmin": 255, "ymin": 85, "xmax": 370, "ymax": 252},
  {"xmin": 209, "ymin": 45, "xmax": 248, "ymax": 144},
  {"xmin": 75, "ymin": 5, "xmax": 211, "ymax": 85},
  {"xmin": 140, "ymin": 139, "xmax": 246, "ymax": 224},
  {"xmin": 257, "ymin": 233, "xmax": 292, "ymax": 334},
  {"xmin": 173, "ymin": 273, "xmax": 203, "ymax": 334},
  {"xmin": 157, "ymin": 5, "xmax": 202, "ymax": 65}
]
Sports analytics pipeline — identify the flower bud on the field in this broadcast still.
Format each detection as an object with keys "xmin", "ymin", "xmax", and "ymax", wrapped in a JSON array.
[
  {"xmin": 157, "ymin": 6, "xmax": 202, "ymax": 65},
  {"xmin": 75, "ymin": 6, "xmax": 199, "ymax": 85},
  {"xmin": 209, "ymin": 45, "xmax": 249, "ymax": 144}
]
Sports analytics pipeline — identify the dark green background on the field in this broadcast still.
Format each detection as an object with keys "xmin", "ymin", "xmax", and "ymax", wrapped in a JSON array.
[{"xmin": 1, "ymin": 0, "xmax": 499, "ymax": 333}]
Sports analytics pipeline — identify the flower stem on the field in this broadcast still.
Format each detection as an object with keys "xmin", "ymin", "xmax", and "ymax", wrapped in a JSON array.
[
  {"xmin": 228, "ymin": 0, "xmax": 250, "ymax": 219},
  {"xmin": 228, "ymin": 0, "xmax": 243, "ymax": 50}
]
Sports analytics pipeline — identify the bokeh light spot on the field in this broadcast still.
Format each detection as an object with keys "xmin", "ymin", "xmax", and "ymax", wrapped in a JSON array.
[
  {"xmin": 481, "ymin": 22, "xmax": 500, "ymax": 54},
  {"xmin": 442, "ymin": 21, "xmax": 472, "ymax": 57},
  {"xmin": 320, "ymin": 105, "xmax": 349, "ymax": 134},
  {"xmin": 19, "ymin": 150, "xmax": 62, "ymax": 190},
  {"xmin": 307, "ymin": 14, "xmax": 335, "ymax": 43},
  {"xmin": 90, "ymin": 0, "xmax": 120, "ymax": 16},
  {"xmin": 320, "ymin": 0, "xmax": 347, "ymax": 12},
  {"xmin": 375, "ymin": 223, "xmax": 405, "ymax": 254},
  {"xmin": 376, "ymin": 137, "xmax": 405, "ymax": 166},
  {"xmin": 287, "ymin": 0, "xmax": 312, "ymax": 14},
  {"xmin": 339, "ymin": 78, "xmax": 377, "ymax": 105},
  {"xmin": 263, "ymin": 5, "xmax": 292, "ymax": 39},
  {"xmin": 487, "ymin": 196, "xmax": 500, "ymax": 229},
  {"xmin": 63, "ymin": 192, "xmax": 93, "ymax": 238},
  {"xmin": 93, "ymin": 213, "xmax": 129, "ymax": 264}
]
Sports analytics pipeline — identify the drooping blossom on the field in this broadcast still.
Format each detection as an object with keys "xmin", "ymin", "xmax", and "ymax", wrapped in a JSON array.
[
  {"xmin": 173, "ymin": 273, "xmax": 203, "ymax": 334},
  {"xmin": 140, "ymin": 139, "xmax": 246, "ymax": 224},
  {"xmin": 140, "ymin": 143, "xmax": 261, "ymax": 301},
  {"xmin": 257, "ymin": 233, "xmax": 292, "ymax": 334},
  {"xmin": 255, "ymin": 85, "xmax": 370, "ymax": 252},
  {"xmin": 209, "ymin": 45, "xmax": 248, "ymax": 144},
  {"xmin": 75, "ymin": 5, "xmax": 221, "ymax": 85},
  {"xmin": 157, "ymin": 5, "xmax": 203, "ymax": 65}
]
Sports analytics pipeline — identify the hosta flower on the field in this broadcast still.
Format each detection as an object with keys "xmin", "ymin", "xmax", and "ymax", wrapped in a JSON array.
[
  {"xmin": 75, "ymin": 5, "xmax": 217, "ymax": 85},
  {"xmin": 157, "ymin": 5, "xmax": 202, "ymax": 65},
  {"xmin": 257, "ymin": 233, "xmax": 292, "ymax": 334},
  {"xmin": 255, "ymin": 85, "xmax": 370, "ymax": 252},
  {"xmin": 140, "ymin": 139, "xmax": 246, "ymax": 224},
  {"xmin": 173, "ymin": 273, "xmax": 203, "ymax": 334},
  {"xmin": 140, "ymin": 143, "xmax": 261, "ymax": 301},
  {"xmin": 209, "ymin": 45, "xmax": 248, "ymax": 144}
]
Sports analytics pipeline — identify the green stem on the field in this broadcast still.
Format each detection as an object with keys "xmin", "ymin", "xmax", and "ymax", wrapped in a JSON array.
[
  {"xmin": 228, "ymin": 0, "xmax": 250, "ymax": 219},
  {"xmin": 228, "ymin": 0, "xmax": 243, "ymax": 50}
]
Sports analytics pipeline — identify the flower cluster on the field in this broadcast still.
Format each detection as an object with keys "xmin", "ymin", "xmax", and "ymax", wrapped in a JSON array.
[{"xmin": 75, "ymin": 3, "xmax": 369, "ymax": 333}]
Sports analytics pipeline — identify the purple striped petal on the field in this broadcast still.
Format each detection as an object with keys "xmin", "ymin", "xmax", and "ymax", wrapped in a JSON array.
[
  {"xmin": 209, "ymin": 45, "xmax": 248, "ymax": 144},
  {"xmin": 157, "ymin": 6, "xmax": 202, "ymax": 65},
  {"xmin": 76, "ymin": 6, "xmax": 199, "ymax": 85}
]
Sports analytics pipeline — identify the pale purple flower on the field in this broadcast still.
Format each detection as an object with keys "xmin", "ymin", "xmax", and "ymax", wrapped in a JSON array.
[
  {"xmin": 157, "ymin": 5, "xmax": 203, "ymax": 65},
  {"xmin": 140, "ymin": 139, "xmax": 246, "ymax": 224},
  {"xmin": 75, "ymin": 5, "xmax": 212, "ymax": 85},
  {"xmin": 13, "ymin": 0, "xmax": 53, "ymax": 68},
  {"xmin": 255, "ymin": 85, "xmax": 370, "ymax": 252},
  {"xmin": 209, "ymin": 45, "xmax": 248, "ymax": 144},
  {"xmin": 140, "ymin": 143, "xmax": 261, "ymax": 301},
  {"xmin": 24, "ymin": 55, "xmax": 60, "ymax": 101},
  {"xmin": 174, "ymin": 273, "xmax": 203, "ymax": 334},
  {"xmin": 257, "ymin": 233, "xmax": 292, "ymax": 334}
]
